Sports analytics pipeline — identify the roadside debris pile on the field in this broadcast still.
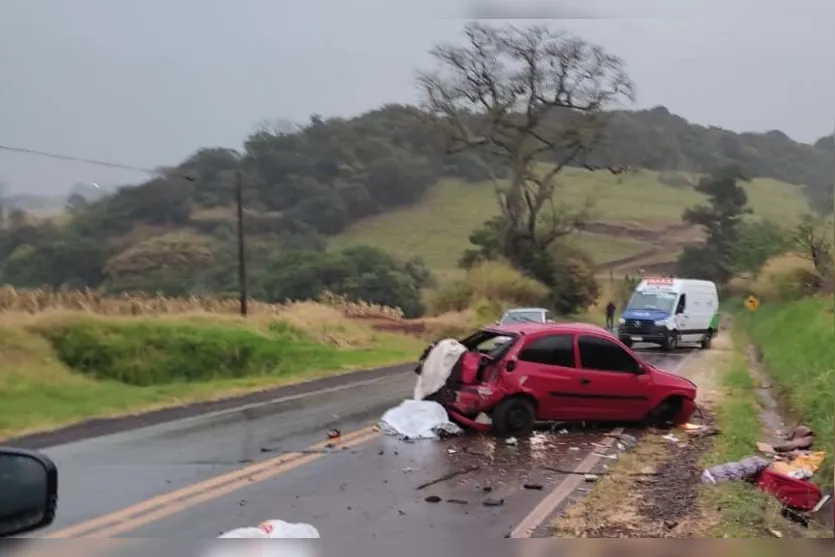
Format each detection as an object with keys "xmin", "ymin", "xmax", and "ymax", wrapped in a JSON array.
[
  {"xmin": 702, "ymin": 424, "xmax": 830, "ymax": 516},
  {"xmin": 216, "ymin": 519, "xmax": 321, "ymax": 538},
  {"xmin": 379, "ymin": 338, "xmax": 466, "ymax": 440}
]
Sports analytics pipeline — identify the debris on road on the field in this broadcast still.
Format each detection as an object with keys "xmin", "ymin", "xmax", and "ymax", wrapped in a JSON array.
[
  {"xmin": 327, "ymin": 429, "xmax": 341, "ymax": 439},
  {"xmin": 523, "ymin": 483, "xmax": 544, "ymax": 490},
  {"xmin": 483, "ymin": 497, "xmax": 505, "ymax": 507},
  {"xmin": 583, "ymin": 474, "xmax": 599, "ymax": 483},
  {"xmin": 416, "ymin": 464, "xmax": 481, "ymax": 490},
  {"xmin": 217, "ymin": 519, "xmax": 321, "ymax": 538},
  {"xmin": 504, "ymin": 437, "xmax": 518, "ymax": 446},
  {"xmin": 379, "ymin": 399, "xmax": 463, "ymax": 440},
  {"xmin": 424, "ymin": 495, "xmax": 442, "ymax": 503}
]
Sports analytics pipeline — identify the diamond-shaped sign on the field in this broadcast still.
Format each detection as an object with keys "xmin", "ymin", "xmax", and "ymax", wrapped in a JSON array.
[{"xmin": 744, "ymin": 295, "xmax": 760, "ymax": 312}]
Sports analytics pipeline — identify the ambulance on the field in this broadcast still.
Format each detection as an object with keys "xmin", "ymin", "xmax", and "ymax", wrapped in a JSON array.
[{"xmin": 617, "ymin": 277, "xmax": 719, "ymax": 351}]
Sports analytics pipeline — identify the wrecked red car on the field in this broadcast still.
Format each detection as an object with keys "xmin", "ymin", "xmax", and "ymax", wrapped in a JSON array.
[{"xmin": 421, "ymin": 323, "xmax": 698, "ymax": 437}]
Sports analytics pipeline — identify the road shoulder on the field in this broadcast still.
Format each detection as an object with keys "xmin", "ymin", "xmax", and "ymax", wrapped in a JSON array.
[{"xmin": 551, "ymin": 324, "xmax": 830, "ymax": 538}]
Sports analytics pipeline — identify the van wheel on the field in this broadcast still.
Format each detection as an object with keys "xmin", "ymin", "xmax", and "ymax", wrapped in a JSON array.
[
  {"xmin": 620, "ymin": 337, "xmax": 633, "ymax": 348},
  {"xmin": 700, "ymin": 331, "xmax": 713, "ymax": 350},
  {"xmin": 492, "ymin": 397, "xmax": 536, "ymax": 438},
  {"xmin": 662, "ymin": 333, "xmax": 678, "ymax": 352}
]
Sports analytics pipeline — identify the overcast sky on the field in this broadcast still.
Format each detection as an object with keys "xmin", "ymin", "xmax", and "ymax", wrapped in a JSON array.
[{"xmin": 0, "ymin": 0, "xmax": 832, "ymax": 195}]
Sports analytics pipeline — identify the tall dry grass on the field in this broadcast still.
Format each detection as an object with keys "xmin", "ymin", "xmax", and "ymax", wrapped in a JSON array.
[{"xmin": 0, "ymin": 286, "xmax": 404, "ymax": 320}]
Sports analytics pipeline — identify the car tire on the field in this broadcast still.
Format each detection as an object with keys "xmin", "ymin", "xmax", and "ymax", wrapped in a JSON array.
[
  {"xmin": 643, "ymin": 397, "xmax": 683, "ymax": 429},
  {"xmin": 700, "ymin": 331, "xmax": 713, "ymax": 350},
  {"xmin": 492, "ymin": 397, "xmax": 536, "ymax": 438},
  {"xmin": 620, "ymin": 337, "xmax": 633, "ymax": 348},
  {"xmin": 662, "ymin": 333, "xmax": 678, "ymax": 352}
]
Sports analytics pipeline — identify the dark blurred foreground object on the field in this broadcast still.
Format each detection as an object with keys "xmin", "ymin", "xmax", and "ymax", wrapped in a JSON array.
[{"xmin": 0, "ymin": 447, "xmax": 58, "ymax": 537}]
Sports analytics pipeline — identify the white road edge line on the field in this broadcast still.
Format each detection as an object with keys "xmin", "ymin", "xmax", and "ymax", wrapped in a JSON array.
[{"xmin": 509, "ymin": 350, "xmax": 698, "ymax": 538}]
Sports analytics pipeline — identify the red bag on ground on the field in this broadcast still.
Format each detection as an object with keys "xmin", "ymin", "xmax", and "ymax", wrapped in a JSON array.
[{"xmin": 754, "ymin": 468, "xmax": 823, "ymax": 511}]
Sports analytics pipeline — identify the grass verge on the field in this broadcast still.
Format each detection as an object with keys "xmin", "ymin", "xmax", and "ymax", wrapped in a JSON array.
[
  {"xmin": 741, "ymin": 297, "xmax": 834, "ymax": 487},
  {"xmin": 0, "ymin": 310, "xmax": 423, "ymax": 440},
  {"xmin": 700, "ymin": 318, "xmax": 831, "ymax": 538}
]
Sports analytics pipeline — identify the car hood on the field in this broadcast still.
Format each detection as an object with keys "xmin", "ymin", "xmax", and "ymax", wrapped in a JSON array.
[
  {"xmin": 622, "ymin": 308, "xmax": 670, "ymax": 321},
  {"xmin": 650, "ymin": 366, "xmax": 697, "ymax": 395}
]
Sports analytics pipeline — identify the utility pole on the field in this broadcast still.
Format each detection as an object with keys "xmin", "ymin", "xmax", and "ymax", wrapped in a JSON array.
[{"xmin": 235, "ymin": 170, "xmax": 248, "ymax": 316}]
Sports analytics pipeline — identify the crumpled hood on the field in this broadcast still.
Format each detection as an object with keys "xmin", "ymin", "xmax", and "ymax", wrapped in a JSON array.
[
  {"xmin": 622, "ymin": 308, "xmax": 670, "ymax": 321},
  {"xmin": 651, "ymin": 366, "xmax": 697, "ymax": 396}
]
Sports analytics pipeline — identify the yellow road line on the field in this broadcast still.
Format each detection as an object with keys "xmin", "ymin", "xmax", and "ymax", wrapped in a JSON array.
[{"xmin": 45, "ymin": 424, "xmax": 379, "ymax": 538}]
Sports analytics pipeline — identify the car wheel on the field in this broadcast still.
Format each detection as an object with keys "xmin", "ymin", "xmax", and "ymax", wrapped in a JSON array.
[
  {"xmin": 620, "ymin": 337, "xmax": 633, "ymax": 348},
  {"xmin": 643, "ymin": 397, "xmax": 683, "ymax": 429},
  {"xmin": 662, "ymin": 333, "xmax": 678, "ymax": 352},
  {"xmin": 492, "ymin": 397, "xmax": 536, "ymax": 438},
  {"xmin": 700, "ymin": 331, "xmax": 713, "ymax": 350}
]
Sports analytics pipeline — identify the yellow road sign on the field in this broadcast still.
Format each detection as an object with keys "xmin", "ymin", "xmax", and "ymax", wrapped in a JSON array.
[{"xmin": 744, "ymin": 295, "xmax": 760, "ymax": 312}]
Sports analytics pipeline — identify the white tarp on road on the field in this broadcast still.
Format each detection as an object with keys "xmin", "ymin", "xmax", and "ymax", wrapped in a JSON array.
[
  {"xmin": 379, "ymin": 399, "xmax": 463, "ymax": 440},
  {"xmin": 216, "ymin": 519, "xmax": 321, "ymax": 538}
]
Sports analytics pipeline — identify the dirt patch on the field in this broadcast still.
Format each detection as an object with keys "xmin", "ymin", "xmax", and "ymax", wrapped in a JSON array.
[{"xmin": 552, "ymin": 333, "xmax": 732, "ymax": 538}]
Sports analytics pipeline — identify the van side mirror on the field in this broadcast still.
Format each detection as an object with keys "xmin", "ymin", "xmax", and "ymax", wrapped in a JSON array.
[{"xmin": 0, "ymin": 448, "xmax": 58, "ymax": 537}]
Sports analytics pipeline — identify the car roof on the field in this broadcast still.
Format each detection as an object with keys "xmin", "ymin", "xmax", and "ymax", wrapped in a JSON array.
[
  {"xmin": 503, "ymin": 307, "xmax": 548, "ymax": 313},
  {"xmin": 485, "ymin": 322, "xmax": 611, "ymax": 336}
]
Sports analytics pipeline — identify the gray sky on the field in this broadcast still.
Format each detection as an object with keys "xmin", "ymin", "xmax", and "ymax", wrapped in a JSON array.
[{"xmin": 0, "ymin": 0, "xmax": 832, "ymax": 195}]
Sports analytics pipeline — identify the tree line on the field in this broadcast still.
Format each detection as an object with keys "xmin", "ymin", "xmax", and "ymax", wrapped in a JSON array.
[{"xmin": 0, "ymin": 22, "xmax": 832, "ymax": 315}]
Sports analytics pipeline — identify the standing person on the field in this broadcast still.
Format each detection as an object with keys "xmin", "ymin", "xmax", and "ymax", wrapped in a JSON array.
[{"xmin": 605, "ymin": 301, "xmax": 616, "ymax": 330}]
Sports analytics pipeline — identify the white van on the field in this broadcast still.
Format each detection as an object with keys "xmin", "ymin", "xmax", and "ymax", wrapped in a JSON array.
[{"xmin": 617, "ymin": 277, "xmax": 719, "ymax": 351}]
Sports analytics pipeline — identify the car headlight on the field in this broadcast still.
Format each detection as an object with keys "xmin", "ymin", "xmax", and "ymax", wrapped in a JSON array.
[
  {"xmin": 654, "ymin": 319, "xmax": 667, "ymax": 326},
  {"xmin": 618, "ymin": 317, "xmax": 625, "ymax": 324}
]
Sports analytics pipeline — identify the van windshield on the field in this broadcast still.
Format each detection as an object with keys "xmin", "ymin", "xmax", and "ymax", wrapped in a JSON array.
[{"xmin": 627, "ymin": 291, "xmax": 677, "ymax": 312}]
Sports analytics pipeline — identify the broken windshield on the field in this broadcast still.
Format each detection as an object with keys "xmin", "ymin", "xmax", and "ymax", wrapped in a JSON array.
[{"xmin": 627, "ymin": 291, "xmax": 677, "ymax": 313}]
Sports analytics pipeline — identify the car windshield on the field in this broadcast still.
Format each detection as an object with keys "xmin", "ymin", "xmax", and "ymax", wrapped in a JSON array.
[
  {"xmin": 460, "ymin": 330, "xmax": 517, "ymax": 358},
  {"xmin": 501, "ymin": 310, "xmax": 543, "ymax": 324},
  {"xmin": 627, "ymin": 291, "xmax": 677, "ymax": 312}
]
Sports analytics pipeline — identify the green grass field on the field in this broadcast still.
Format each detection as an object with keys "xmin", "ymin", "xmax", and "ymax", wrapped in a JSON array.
[
  {"xmin": 0, "ymin": 314, "xmax": 422, "ymax": 440},
  {"xmin": 330, "ymin": 169, "xmax": 810, "ymax": 275}
]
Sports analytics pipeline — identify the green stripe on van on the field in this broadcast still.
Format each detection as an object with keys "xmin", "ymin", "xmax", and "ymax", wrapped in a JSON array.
[{"xmin": 709, "ymin": 313, "xmax": 721, "ymax": 330}]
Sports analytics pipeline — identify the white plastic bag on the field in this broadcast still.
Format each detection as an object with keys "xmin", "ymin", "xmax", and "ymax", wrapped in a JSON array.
[
  {"xmin": 218, "ymin": 519, "xmax": 321, "ymax": 538},
  {"xmin": 379, "ymin": 399, "xmax": 463, "ymax": 440},
  {"xmin": 414, "ymin": 338, "xmax": 467, "ymax": 400}
]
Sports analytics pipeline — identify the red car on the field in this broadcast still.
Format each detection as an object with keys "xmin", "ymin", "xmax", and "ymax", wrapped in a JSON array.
[{"xmin": 424, "ymin": 322, "xmax": 698, "ymax": 437}]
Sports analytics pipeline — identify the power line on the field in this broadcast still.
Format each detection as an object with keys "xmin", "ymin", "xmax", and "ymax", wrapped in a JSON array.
[{"xmin": 0, "ymin": 142, "xmax": 157, "ymax": 174}]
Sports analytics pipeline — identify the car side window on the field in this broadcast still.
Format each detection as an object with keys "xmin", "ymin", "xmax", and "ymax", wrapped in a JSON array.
[
  {"xmin": 578, "ymin": 335, "xmax": 641, "ymax": 374},
  {"xmin": 517, "ymin": 334, "xmax": 575, "ymax": 368},
  {"xmin": 676, "ymin": 294, "xmax": 687, "ymax": 313}
]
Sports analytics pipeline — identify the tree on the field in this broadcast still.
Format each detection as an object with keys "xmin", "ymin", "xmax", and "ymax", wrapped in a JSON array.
[
  {"xmin": 676, "ymin": 167, "xmax": 751, "ymax": 283},
  {"xmin": 730, "ymin": 219, "xmax": 791, "ymax": 276},
  {"xmin": 792, "ymin": 214, "xmax": 834, "ymax": 281},
  {"xmin": 417, "ymin": 22, "xmax": 634, "ymax": 267}
]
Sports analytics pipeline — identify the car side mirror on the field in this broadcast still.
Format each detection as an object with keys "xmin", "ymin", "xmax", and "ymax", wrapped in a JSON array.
[
  {"xmin": 505, "ymin": 359, "xmax": 517, "ymax": 372},
  {"xmin": 0, "ymin": 448, "xmax": 58, "ymax": 537}
]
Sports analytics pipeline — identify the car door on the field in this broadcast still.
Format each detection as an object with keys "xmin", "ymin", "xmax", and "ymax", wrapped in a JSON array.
[
  {"xmin": 575, "ymin": 335, "xmax": 654, "ymax": 421},
  {"xmin": 510, "ymin": 333, "xmax": 580, "ymax": 420}
]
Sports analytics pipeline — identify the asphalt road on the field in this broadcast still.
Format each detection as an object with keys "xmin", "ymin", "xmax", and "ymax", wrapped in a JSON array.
[{"xmin": 26, "ymin": 347, "xmax": 694, "ymax": 544}]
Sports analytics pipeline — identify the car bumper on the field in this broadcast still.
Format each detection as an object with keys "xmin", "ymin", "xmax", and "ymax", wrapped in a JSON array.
[
  {"xmin": 443, "ymin": 386, "xmax": 501, "ymax": 431},
  {"xmin": 675, "ymin": 398, "xmax": 698, "ymax": 424},
  {"xmin": 618, "ymin": 324, "xmax": 673, "ymax": 343}
]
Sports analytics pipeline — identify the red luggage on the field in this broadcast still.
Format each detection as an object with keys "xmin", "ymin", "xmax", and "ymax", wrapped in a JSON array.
[{"xmin": 754, "ymin": 468, "xmax": 822, "ymax": 511}]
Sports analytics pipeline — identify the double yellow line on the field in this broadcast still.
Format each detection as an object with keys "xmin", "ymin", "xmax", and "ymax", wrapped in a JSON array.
[{"xmin": 45, "ymin": 424, "xmax": 380, "ymax": 538}]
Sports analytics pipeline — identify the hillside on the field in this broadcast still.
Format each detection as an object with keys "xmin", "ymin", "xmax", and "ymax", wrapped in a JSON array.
[
  {"xmin": 0, "ymin": 102, "xmax": 825, "ymax": 308},
  {"xmin": 330, "ymin": 168, "xmax": 811, "ymax": 277}
]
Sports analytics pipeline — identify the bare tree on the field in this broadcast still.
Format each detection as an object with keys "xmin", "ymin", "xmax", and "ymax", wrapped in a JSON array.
[
  {"xmin": 793, "ymin": 214, "xmax": 834, "ymax": 280},
  {"xmin": 417, "ymin": 22, "xmax": 635, "ymax": 255}
]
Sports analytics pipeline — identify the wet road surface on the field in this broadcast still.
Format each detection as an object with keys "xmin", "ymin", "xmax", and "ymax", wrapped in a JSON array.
[{"xmin": 31, "ymin": 348, "xmax": 694, "ymax": 540}]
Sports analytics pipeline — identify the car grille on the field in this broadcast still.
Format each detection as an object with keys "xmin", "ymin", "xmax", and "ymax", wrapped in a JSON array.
[{"xmin": 623, "ymin": 319, "xmax": 655, "ymax": 332}]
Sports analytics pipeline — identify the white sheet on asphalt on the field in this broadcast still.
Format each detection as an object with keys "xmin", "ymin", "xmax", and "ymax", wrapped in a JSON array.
[{"xmin": 379, "ymin": 399, "xmax": 463, "ymax": 440}]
